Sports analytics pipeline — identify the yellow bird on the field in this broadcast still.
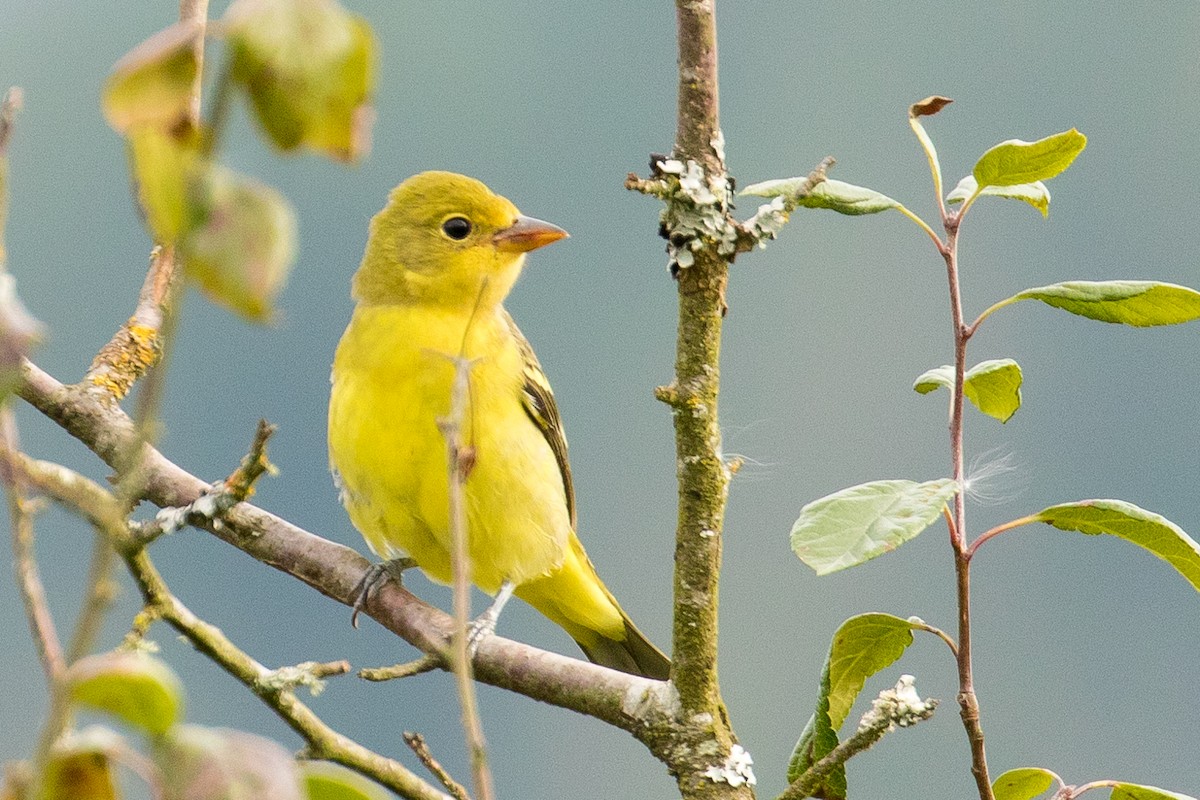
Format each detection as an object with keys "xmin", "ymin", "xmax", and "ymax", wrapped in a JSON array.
[{"xmin": 328, "ymin": 171, "xmax": 670, "ymax": 679}]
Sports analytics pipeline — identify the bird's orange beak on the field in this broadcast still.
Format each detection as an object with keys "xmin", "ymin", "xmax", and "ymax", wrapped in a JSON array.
[{"xmin": 492, "ymin": 215, "xmax": 569, "ymax": 253}]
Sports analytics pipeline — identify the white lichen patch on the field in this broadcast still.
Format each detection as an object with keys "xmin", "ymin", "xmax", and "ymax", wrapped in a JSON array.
[
  {"xmin": 623, "ymin": 678, "xmax": 679, "ymax": 723},
  {"xmin": 742, "ymin": 195, "xmax": 790, "ymax": 246},
  {"xmin": 859, "ymin": 675, "xmax": 937, "ymax": 733},
  {"xmin": 260, "ymin": 663, "xmax": 329, "ymax": 697},
  {"xmin": 703, "ymin": 743, "xmax": 757, "ymax": 787},
  {"xmin": 153, "ymin": 482, "xmax": 236, "ymax": 536},
  {"xmin": 648, "ymin": 157, "xmax": 740, "ymax": 272}
]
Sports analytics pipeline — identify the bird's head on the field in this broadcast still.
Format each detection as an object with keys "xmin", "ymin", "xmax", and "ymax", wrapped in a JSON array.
[{"xmin": 352, "ymin": 171, "xmax": 568, "ymax": 311}]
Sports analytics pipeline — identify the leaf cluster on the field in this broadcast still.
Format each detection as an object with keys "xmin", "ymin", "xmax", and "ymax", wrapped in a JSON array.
[
  {"xmin": 37, "ymin": 651, "xmax": 382, "ymax": 800},
  {"xmin": 103, "ymin": 0, "xmax": 376, "ymax": 321}
]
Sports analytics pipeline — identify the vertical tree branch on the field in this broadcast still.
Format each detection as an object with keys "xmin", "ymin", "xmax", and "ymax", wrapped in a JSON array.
[
  {"xmin": 670, "ymin": 0, "xmax": 727, "ymax": 718},
  {"xmin": 660, "ymin": 2, "xmax": 751, "ymax": 798}
]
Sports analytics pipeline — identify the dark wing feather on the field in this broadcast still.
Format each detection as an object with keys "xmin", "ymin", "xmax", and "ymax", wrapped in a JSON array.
[{"xmin": 502, "ymin": 309, "xmax": 576, "ymax": 528}]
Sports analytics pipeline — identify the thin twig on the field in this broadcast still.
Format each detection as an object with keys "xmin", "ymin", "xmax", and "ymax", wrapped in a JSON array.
[
  {"xmin": 0, "ymin": 410, "xmax": 66, "ymax": 680},
  {"xmin": 403, "ymin": 733, "xmax": 471, "ymax": 800},
  {"xmin": 0, "ymin": 408, "xmax": 72, "ymax": 767},
  {"xmin": 359, "ymin": 654, "xmax": 441, "ymax": 682},
  {"xmin": 139, "ymin": 419, "xmax": 277, "ymax": 546},
  {"xmin": 940, "ymin": 193, "xmax": 994, "ymax": 800},
  {"xmin": 438, "ymin": 352, "xmax": 495, "ymax": 800},
  {"xmin": 0, "ymin": 87, "xmax": 23, "ymax": 267},
  {"xmin": 66, "ymin": 529, "xmax": 119, "ymax": 664},
  {"xmin": 965, "ymin": 514, "xmax": 1039, "ymax": 560},
  {"xmin": 179, "ymin": 0, "xmax": 209, "ymax": 130}
]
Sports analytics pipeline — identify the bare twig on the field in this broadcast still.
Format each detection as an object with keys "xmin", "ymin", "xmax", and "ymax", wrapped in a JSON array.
[
  {"xmin": 359, "ymin": 653, "xmax": 441, "ymax": 682},
  {"xmin": 140, "ymin": 419, "xmax": 277, "ymax": 546},
  {"xmin": 66, "ymin": 529, "xmax": 119, "ymax": 664},
  {"xmin": 438, "ymin": 352, "xmax": 494, "ymax": 800},
  {"xmin": 179, "ymin": 0, "xmax": 209, "ymax": 129},
  {"xmin": 403, "ymin": 733, "xmax": 471, "ymax": 800},
  {"xmin": 0, "ymin": 410, "xmax": 66, "ymax": 681},
  {"xmin": 0, "ymin": 87, "xmax": 23, "ymax": 266},
  {"xmin": 0, "ymin": 409, "xmax": 78, "ymax": 774}
]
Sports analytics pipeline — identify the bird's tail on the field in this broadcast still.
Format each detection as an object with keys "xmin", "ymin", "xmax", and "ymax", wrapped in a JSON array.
[{"xmin": 515, "ymin": 534, "xmax": 671, "ymax": 680}]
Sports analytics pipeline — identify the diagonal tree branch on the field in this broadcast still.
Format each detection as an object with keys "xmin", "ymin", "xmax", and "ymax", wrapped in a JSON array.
[{"xmin": 17, "ymin": 358, "xmax": 680, "ymax": 739}]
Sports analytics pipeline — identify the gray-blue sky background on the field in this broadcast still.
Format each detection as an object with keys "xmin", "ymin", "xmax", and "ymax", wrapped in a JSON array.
[{"xmin": 2, "ymin": 2, "xmax": 1198, "ymax": 798}]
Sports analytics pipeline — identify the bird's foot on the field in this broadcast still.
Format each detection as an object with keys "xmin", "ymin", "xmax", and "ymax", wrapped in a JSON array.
[
  {"xmin": 462, "ymin": 580, "xmax": 515, "ymax": 658},
  {"xmin": 351, "ymin": 557, "xmax": 417, "ymax": 628}
]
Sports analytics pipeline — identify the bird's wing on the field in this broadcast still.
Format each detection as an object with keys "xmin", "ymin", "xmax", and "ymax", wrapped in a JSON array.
[{"xmin": 501, "ymin": 308, "xmax": 576, "ymax": 528}]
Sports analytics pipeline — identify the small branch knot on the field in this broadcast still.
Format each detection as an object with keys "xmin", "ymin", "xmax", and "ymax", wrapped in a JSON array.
[{"xmin": 654, "ymin": 383, "xmax": 682, "ymax": 407}]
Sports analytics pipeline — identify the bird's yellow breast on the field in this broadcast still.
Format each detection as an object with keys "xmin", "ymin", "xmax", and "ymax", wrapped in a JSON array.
[{"xmin": 328, "ymin": 303, "xmax": 571, "ymax": 592}]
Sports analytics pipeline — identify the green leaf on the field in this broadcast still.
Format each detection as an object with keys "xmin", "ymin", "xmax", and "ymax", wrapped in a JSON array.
[
  {"xmin": 67, "ymin": 653, "xmax": 184, "ymax": 736},
  {"xmin": 787, "ymin": 665, "xmax": 845, "ymax": 798},
  {"xmin": 127, "ymin": 126, "xmax": 200, "ymax": 243},
  {"xmin": 786, "ymin": 614, "xmax": 921, "ymax": 798},
  {"xmin": 157, "ymin": 725, "xmax": 304, "ymax": 800},
  {"xmin": 791, "ymin": 479, "xmax": 959, "ymax": 575},
  {"xmin": 824, "ymin": 614, "xmax": 921, "ymax": 729},
  {"xmin": 964, "ymin": 359, "xmax": 1023, "ymax": 423},
  {"xmin": 1111, "ymin": 783, "xmax": 1198, "ymax": 800},
  {"xmin": 946, "ymin": 175, "xmax": 1050, "ymax": 217},
  {"xmin": 180, "ymin": 164, "xmax": 297, "ymax": 322},
  {"xmin": 741, "ymin": 177, "xmax": 900, "ymax": 216},
  {"xmin": 224, "ymin": 0, "xmax": 377, "ymax": 162},
  {"xmin": 1034, "ymin": 499, "xmax": 1200, "ymax": 591},
  {"xmin": 103, "ymin": 21, "xmax": 202, "ymax": 135},
  {"xmin": 991, "ymin": 767, "xmax": 1059, "ymax": 800},
  {"xmin": 915, "ymin": 360, "xmax": 1024, "ymax": 423},
  {"xmin": 37, "ymin": 728, "xmax": 125, "ymax": 800},
  {"xmin": 912, "ymin": 365, "xmax": 954, "ymax": 395},
  {"xmin": 973, "ymin": 129, "xmax": 1087, "ymax": 188},
  {"xmin": 302, "ymin": 762, "xmax": 389, "ymax": 800},
  {"xmin": 1010, "ymin": 281, "xmax": 1200, "ymax": 326}
]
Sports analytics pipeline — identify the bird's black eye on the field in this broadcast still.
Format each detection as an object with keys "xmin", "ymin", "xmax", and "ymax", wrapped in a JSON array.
[{"xmin": 441, "ymin": 216, "xmax": 472, "ymax": 240}]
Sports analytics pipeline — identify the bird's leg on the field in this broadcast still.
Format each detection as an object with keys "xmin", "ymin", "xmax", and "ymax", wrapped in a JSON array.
[
  {"xmin": 465, "ymin": 580, "xmax": 516, "ymax": 655},
  {"xmin": 351, "ymin": 557, "xmax": 417, "ymax": 628}
]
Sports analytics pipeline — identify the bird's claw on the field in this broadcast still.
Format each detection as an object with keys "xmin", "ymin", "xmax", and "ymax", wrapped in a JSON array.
[
  {"xmin": 464, "ymin": 610, "xmax": 500, "ymax": 658},
  {"xmin": 351, "ymin": 557, "xmax": 417, "ymax": 628},
  {"xmin": 456, "ymin": 580, "xmax": 515, "ymax": 658}
]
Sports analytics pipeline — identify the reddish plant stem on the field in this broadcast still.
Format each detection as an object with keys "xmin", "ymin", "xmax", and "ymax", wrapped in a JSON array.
[{"xmin": 941, "ymin": 217, "xmax": 994, "ymax": 800}]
